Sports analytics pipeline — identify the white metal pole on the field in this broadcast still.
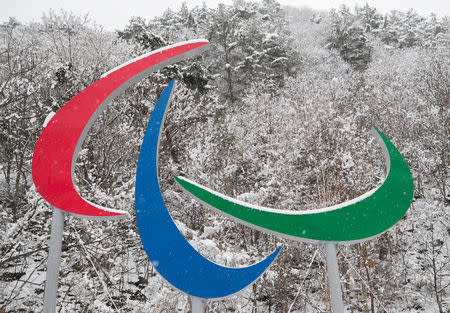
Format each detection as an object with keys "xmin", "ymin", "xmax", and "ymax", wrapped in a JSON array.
[
  {"xmin": 43, "ymin": 207, "xmax": 65, "ymax": 313},
  {"xmin": 191, "ymin": 296, "xmax": 206, "ymax": 313},
  {"xmin": 325, "ymin": 243, "xmax": 345, "ymax": 313}
]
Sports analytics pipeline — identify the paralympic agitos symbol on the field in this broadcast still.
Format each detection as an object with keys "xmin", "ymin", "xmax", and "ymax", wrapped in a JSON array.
[{"xmin": 32, "ymin": 37, "xmax": 413, "ymax": 308}]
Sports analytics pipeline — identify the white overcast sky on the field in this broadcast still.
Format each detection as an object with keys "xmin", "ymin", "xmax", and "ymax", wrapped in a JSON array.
[{"xmin": 1, "ymin": 0, "xmax": 449, "ymax": 31}]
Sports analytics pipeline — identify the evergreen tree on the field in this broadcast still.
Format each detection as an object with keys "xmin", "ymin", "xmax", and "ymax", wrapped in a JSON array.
[
  {"xmin": 207, "ymin": 0, "xmax": 299, "ymax": 102},
  {"xmin": 378, "ymin": 10, "xmax": 448, "ymax": 48},
  {"xmin": 117, "ymin": 16, "xmax": 166, "ymax": 50},
  {"xmin": 327, "ymin": 7, "xmax": 372, "ymax": 70},
  {"xmin": 355, "ymin": 3, "xmax": 382, "ymax": 33}
]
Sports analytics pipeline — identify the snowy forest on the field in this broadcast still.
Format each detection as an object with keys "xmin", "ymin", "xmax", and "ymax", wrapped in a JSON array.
[{"xmin": 0, "ymin": 0, "xmax": 449, "ymax": 312}]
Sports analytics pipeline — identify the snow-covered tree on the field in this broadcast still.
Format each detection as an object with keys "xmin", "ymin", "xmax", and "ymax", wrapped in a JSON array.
[{"xmin": 327, "ymin": 6, "xmax": 373, "ymax": 70}]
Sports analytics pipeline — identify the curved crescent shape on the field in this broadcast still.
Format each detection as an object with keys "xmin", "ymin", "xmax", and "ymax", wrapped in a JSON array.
[
  {"xmin": 175, "ymin": 129, "xmax": 414, "ymax": 243},
  {"xmin": 135, "ymin": 80, "xmax": 282, "ymax": 299},
  {"xmin": 32, "ymin": 40, "xmax": 209, "ymax": 219}
]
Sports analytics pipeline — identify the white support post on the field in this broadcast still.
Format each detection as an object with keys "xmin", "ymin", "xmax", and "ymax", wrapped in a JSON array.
[
  {"xmin": 325, "ymin": 243, "xmax": 345, "ymax": 313},
  {"xmin": 191, "ymin": 296, "xmax": 205, "ymax": 313},
  {"xmin": 43, "ymin": 207, "xmax": 65, "ymax": 313}
]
